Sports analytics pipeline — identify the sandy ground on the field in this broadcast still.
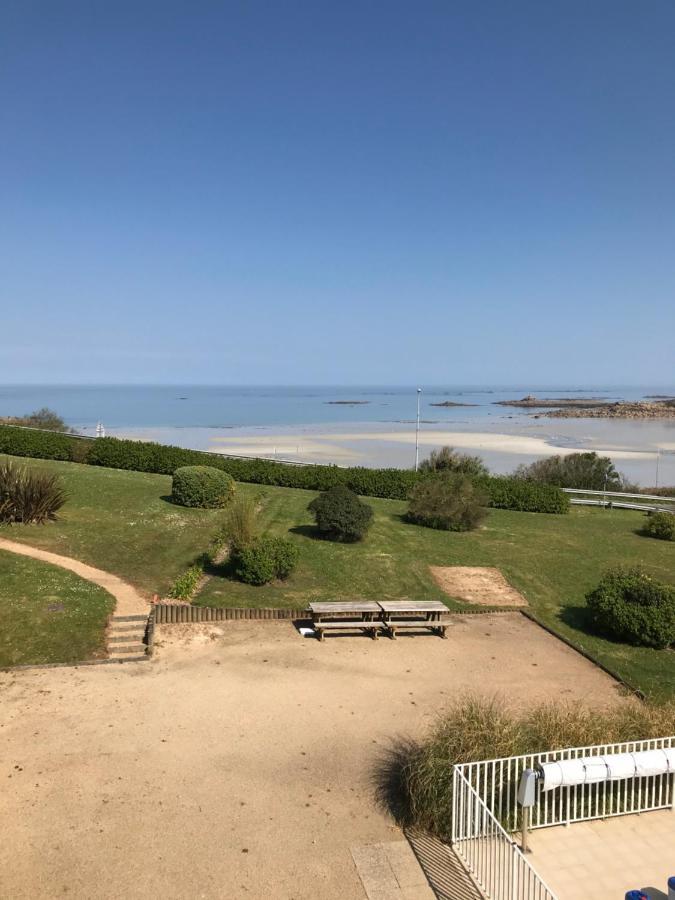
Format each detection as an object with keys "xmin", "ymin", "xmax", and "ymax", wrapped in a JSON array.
[
  {"xmin": 430, "ymin": 566, "xmax": 528, "ymax": 607},
  {"xmin": 0, "ymin": 615, "xmax": 623, "ymax": 900}
]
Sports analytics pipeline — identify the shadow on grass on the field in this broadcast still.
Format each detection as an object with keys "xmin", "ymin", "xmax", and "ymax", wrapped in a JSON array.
[
  {"xmin": 288, "ymin": 524, "xmax": 323, "ymax": 540},
  {"xmin": 558, "ymin": 603, "xmax": 594, "ymax": 635}
]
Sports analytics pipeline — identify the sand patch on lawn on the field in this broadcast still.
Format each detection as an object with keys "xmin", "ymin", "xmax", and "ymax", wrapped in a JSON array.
[{"xmin": 430, "ymin": 565, "xmax": 528, "ymax": 607}]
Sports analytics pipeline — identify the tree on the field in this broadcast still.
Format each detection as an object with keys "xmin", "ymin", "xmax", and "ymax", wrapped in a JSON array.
[
  {"xmin": 419, "ymin": 446, "xmax": 488, "ymax": 478},
  {"xmin": 513, "ymin": 452, "xmax": 626, "ymax": 491}
]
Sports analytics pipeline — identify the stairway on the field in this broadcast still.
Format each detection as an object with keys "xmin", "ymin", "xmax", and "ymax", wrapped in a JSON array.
[{"xmin": 107, "ymin": 614, "xmax": 149, "ymax": 662}]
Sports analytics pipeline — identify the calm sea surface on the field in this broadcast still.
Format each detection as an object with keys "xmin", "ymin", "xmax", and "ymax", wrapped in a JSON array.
[
  {"xmin": 1, "ymin": 384, "xmax": 674, "ymax": 483},
  {"xmin": 0, "ymin": 384, "xmax": 667, "ymax": 429}
]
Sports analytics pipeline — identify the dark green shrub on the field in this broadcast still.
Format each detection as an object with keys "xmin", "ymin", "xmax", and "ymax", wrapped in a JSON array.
[
  {"xmin": 0, "ymin": 425, "xmax": 83, "ymax": 462},
  {"xmin": 0, "ymin": 460, "xmax": 67, "ymax": 524},
  {"xmin": 407, "ymin": 474, "xmax": 489, "ymax": 531},
  {"xmin": 419, "ymin": 446, "xmax": 488, "ymax": 477},
  {"xmin": 642, "ymin": 511, "xmax": 675, "ymax": 542},
  {"xmin": 586, "ymin": 568, "xmax": 675, "ymax": 649},
  {"xmin": 0, "ymin": 425, "xmax": 568, "ymax": 513},
  {"xmin": 477, "ymin": 476, "xmax": 570, "ymax": 513},
  {"xmin": 308, "ymin": 486, "xmax": 374, "ymax": 541},
  {"xmin": 513, "ymin": 452, "xmax": 626, "ymax": 490},
  {"xmin": 234, "ymin": 536, "xmax": 300, "ymax": 585},
  {"xmin": 171, "ymin": 466, "xmax": 235, "ymax": 508}
]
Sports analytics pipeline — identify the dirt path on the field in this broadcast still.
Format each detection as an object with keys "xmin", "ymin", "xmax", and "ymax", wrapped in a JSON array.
[
  {"xmin": 0, "ymin": 615, "xmax": 624, "ymax": 899},
  {"xmin": 0, "ymin": 537, "xmax": 148, "ymax": 619}
]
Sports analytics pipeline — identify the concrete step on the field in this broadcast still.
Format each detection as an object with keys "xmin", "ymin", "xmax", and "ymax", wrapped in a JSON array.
[
  {"xmin": 111, "ymin": 614, "xmax": 148, "ymax": 623},
  {"xmin": 109, "ymin": 643, "xmax": 147, "ymax": 655},
  {"xmin": 109, "ymin": 622, "xmax": 145, "ymax": 633},
  {"xmin": 108, "ymin": 634, "xmax": 145, "ymax": 643},
  {"xmin": 108, "ymin": 655, "xmax": 148, "ymax": 663}
]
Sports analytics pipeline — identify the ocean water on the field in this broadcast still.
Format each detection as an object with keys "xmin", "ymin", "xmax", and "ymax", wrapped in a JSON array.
[
  {"xmin": 0, "ymin": 383, "xmax": 667, "ymax": 430},
  {"xmin": 1, "ymin": 384, "xmax": 674, "ymax": 484}
]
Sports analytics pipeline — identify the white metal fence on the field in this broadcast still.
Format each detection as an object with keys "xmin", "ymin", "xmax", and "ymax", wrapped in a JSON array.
[
  {"xmin": 452, "ymin": 768, "xmax": 557, "ymax": 900},
  {"xmin": 455, "ymin": 736, "xmax": 675, "ymax": 835}
]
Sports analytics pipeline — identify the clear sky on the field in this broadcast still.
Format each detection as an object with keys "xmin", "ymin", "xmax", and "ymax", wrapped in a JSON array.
[{"xmin": 2, "ymin": 1, "xmax": 674, "ymax": 386}]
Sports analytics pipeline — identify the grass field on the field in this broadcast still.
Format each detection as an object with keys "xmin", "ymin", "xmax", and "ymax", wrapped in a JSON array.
[
  {"xmin": 0, "ymin": 454, "xmax": 673, "ymax": 695},
  {"xmin": 0, "ymin": 550, "xmax": 114, "ymax": 666},
  {"xmin": 0, "ymin": 455, "xmax": 225, "ymax": 596}
]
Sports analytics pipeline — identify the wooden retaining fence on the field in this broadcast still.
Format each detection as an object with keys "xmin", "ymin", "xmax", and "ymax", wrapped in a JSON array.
[{"xmin": 153, "ymin": 604, "xmax": 303, "ymax": 624}]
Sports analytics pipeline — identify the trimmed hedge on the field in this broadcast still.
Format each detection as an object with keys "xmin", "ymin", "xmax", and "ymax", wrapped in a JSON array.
[
  {"xmin": 171, "ymin": 465, "xmax": 235, "ymax": 508},
  {"xmin": 0, "ymin": 425, "xmax": 569, "ymax": 513},
  {"xmin": 234, "ymin": 536, "xmax": 299, "ymax": 585}
]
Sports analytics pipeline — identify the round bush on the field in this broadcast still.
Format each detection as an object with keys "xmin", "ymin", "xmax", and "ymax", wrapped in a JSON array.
[
  {"xmin": 642, "ymin": 511, "xmax": 675, "ymax": 542},
  {"xmin": 171, "ymin": 465, "xmax": 235, "ymax": 508},
  {"xmin": 307, "ymin": 485, "xmax": 374, "ymax": 542},
  {"xmin": 406, "ymin": 474, "xmax": 489, "ymax": 531},
  {"xmin": 586, "ymin": 568, "xmax": 675, "ymax": 649},
  {"xmin": 234, "ymin": 536, "xmax": 299, "ymax": 585}
]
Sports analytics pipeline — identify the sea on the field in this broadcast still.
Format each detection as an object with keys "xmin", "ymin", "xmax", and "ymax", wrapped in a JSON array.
[{"xmin": 1, "ymin": 384, "xmax": 674, "ymax": 485}]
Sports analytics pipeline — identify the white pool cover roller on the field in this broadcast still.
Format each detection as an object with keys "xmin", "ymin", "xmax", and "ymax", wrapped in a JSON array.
[
  {"xmin": 605, "ymin": 752, "xmax": 637, "ymax": 780},
  {"xmin": 538, "ymin": 747, "xmax": 674, "ymax": 791},
  {"xmin": 538, "ymin": 758, "xmax": 586, "ymax": 791},
  {"xmin": 633, "ymin": 749, "xmax": 671, "ymax": 777}
]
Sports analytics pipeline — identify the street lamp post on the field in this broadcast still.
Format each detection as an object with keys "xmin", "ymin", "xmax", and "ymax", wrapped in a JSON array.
[{"xmin": 415, "ymin": 387, "xmax": 422, "ymax": 471}]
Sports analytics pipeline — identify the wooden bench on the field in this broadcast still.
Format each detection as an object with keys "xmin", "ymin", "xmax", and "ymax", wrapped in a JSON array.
[
  {"xmin": 309, "ymin": 601, "xmax": 383, "ymax": 641},
  {"xmin": 378, "ymin": 600, "xmax": 449, "ymax": 639}
]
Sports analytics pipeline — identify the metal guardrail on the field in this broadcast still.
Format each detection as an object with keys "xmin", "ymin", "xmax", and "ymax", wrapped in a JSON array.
[
  {"xmin": 562, "ymin": 488, "xmax": 675, "ymax": 513},
  {"xmin": 455, "ymin": 736, "xmax": 675, "ymax": 835},
  {"xmin": 562, "ymin": 488, "xmax": 675, "ymax": 503},
  {"xmin": 452, "ymin": 768, "xmax": 557, "ymax": 900}
]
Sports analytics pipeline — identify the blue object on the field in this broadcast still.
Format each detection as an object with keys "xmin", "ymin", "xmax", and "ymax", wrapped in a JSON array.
[
  {"xmin": 625, "ymin": 892, "xmax": 649, "ymax": 900},
  {"xmin": 669, "ymin": 875, "xmax": 675, "ymax": 888}
]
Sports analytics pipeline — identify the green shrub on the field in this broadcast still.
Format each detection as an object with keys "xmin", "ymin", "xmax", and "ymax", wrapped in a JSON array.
[
  {"xmin": 513, "ymin": 452, "xmax": 626, "ymax": 490},
  {"xmin": 234, "ymin": 536, "xmax": 299, "ymax": 585},
  {"xmin": 0, "ymin": 425, "xmax": 569, "ymax": 513},
  {"xmin": 381, "ymin": 694, "xmax": 675, "ymax": 839},
  {"xmin": 0, "ymin": 407, "xmax": 74, "ymax": 432},
  {"xmin": 308, "ymin": 486, "xmax": 374, "ymax": 541},
  {"xmin": 419, "ymin": 446, "xmax": 488, "ymax": 478},
  {"xmin": 171, "ymin": 466, "xmax": 235, "ymax": 508},
  {"xmin": 224, "ymin": 495, "xmax": 259, "ymax": 552},
  {"xmin": 407, "ymin": 474, "xmax": 489, "ymax": 531},
  {"xmin": 0, "ymin": 460, "xmax": 67, "ymax": 524},
  {"xmin": 586, "ymin": 568, "xmax": 675, "ymax": 649},
  {"xmin": 477, "ymin": 476, "xmax": 570, "ymax": 514},
  {"xmin": 642, "ymin": 511, "xmax": 675, "ymax": 542},
  {"xmin": 168, "ymin": 564, "xmax": 203, "ymax": 600},
  {"xmin": 0, "ymin": 425, "xmax": 82, "ymax": 462}
]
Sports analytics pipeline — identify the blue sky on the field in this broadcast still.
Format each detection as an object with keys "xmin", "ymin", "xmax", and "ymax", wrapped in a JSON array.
[{"xmin": 2, "ymin": 1, "xmax": 674, "ymax": 386}]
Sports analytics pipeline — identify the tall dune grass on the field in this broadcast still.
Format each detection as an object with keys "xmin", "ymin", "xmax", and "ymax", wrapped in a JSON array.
[{"xmin": 374, "ymin": 694, "xmax": 675, "ymax": 840}]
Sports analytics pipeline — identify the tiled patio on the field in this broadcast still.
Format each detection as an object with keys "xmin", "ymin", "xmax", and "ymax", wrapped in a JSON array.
[{"xmin": 528, "ymin": 809, "xmax": 675, "ymax": 899}]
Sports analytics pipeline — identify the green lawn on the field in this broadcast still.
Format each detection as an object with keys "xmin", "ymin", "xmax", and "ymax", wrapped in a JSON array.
[
  {"xmin": 197, "ymin": 482, "xmax": 675, "ymax": 699},
  {"xmin": 0, "ymin": 455, "xmax": 673, "ymax": 697},
  {"xmin": 0, "ymin": 455, "xmax": 225, "ymax": 596},
  {"xmin": 0, "ymin": 550, "xmax": 114, "ymax": 666}
]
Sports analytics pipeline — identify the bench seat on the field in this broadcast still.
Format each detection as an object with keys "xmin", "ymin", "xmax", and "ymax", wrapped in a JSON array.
[{"xmin": 313, "ymin": 620, "xmax": 386, "ymax": 641}]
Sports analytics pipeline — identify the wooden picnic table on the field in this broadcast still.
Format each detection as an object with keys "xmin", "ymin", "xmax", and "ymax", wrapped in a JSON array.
[
  {"xmin": 378, "ymin": 600, "xmax": 449, "ymax": 639},
  {"xmin": 308, "ymin": 601, "xmax": 384, "ymax": 641}
]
